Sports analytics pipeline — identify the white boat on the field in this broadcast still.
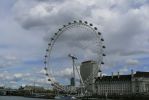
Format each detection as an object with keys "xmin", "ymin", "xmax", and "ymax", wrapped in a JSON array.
[{"xmin": 55, "ymin": 95, "xmax": 77, "ymax": 100}]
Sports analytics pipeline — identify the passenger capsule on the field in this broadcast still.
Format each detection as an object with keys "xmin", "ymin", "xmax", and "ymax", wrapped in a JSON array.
[
  {"xmin": 103, "ymin": 54, "xmax": 106, "ymax": 56},
  {"xmin": 44, "ymin": 67, "xmax": 47, "ymax": 70},
  {"xmin": 101, "ymin": 38, "xmax": 104, "ymax": 41},
  {"xmin": 45, "ymin": 55, "xmax": 47, "ymax": 57},
  {"xmin": 90, "ymin": 23, "xmax": 93, "ymax": 26},
  {"xmin": 46, "ymin": 49, "xmax": 49, "ymax": 52},
  {"xmin": 101, "ymin": 62, "xmax": 104, "ymax": 64},
  {"xmin": 98, "ymin": 32, "xmax": 101, "ymax": 35},
  {"xmin": 79, "ymin": 20, "xmax": 82, "ymax": 23},
  {"xmin": 102, "ymin": 45, "xmax": 106, "ymax": 48},
  {"xmin": 48, "ymin": 43, "xmax": 51, "ymax": 46},
  {"xmin": 84, "ymin": 21, "xmax": 88, "ymax": 24},
  {"xmin": 51, "ymin": 84, "xmax": 54, "ymax": 86},
  {"xmin": 99, "ymin": 69, "xmax": 101, "ymax": 72},
  {"xmin": 63, "ymin": 25, "xmax": 66, "ymax": 27},
  {"xmin": 51, "ymin": 38, "xmax": 54, "ymax": 40},
  {"xmin": 94, "ymin": 27, "xmax": 97, "ymax": 30},
  {"xmin": 74, "ymin": 20, "xmax": 77, "ymax": 23},
  {"xmin": 55, "ymin": 33, "xmax": 57, "ymax": 35},
  {"xmin": 68, "ymin": 22, "xmax": 71, "ymax": 25}
]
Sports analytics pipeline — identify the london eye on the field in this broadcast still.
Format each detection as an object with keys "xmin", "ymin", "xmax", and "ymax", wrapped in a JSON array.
[{"xmin": 43, "ymin": 20, "xmax": 106, "ymax": 95}]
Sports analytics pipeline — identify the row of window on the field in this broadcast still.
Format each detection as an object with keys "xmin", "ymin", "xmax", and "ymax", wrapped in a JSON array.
[{"xmin": 97, "ymin": 90, "xmax": 131, "ymax": 95}]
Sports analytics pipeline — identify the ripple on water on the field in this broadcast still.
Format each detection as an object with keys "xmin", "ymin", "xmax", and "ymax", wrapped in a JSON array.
[{"xmin": 0, "ymin": 96, "xmax": 54, "ymax": 100}]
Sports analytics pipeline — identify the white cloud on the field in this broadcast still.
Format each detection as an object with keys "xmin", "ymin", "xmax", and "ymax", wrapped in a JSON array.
[
  {"xmin": 119, "ymin": 67, "xmax": 129, "ymax": 74},
  {"xmin": 126, "ymin": 59, "xmax": 139, "ymax": 66},
  {"xmin": 0, "ymin": 0, "xmax": 149, "ymax": 87},
  {"xmin": 14, "ymin": 73, "xmax": 23, "ymax": 78},
  {"xmin": 39, "ymin": 68, "xmax": 46, "ymax": 74},
  {"xmin": 54, "ymin": 67, "xmax": 72, "ymax": 79},
  {"xmin": 0, "ymin": 55, "xmax": 21, "ymax": 68}
]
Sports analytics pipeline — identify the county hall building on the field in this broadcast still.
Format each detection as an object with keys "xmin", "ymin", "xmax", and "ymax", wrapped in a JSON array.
[{"xmin": 95, "ymin": 71, "xmax": 149, "ymax": 96}]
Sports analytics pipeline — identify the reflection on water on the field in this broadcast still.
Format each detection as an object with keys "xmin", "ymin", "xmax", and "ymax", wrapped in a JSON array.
[
  {"xmin": 0, "ymin": 96, "xmax": 116, "ymax": 100},
  {"xmin": 0, "ymin": 96, "xmax": 52, "ymax": 100}
]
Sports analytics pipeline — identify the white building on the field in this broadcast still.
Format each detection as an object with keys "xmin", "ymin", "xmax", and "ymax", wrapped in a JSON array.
[
  {"xmin": 132, "ymin": 72, "xmax": 149, "ymax": 93},
  {"xmin": 80, "ymin": 60, "xmax": 99, "ymax": 94},
  {"xmin": 95, "ymin": 71, "xmax": 149, "ymax": 96}
]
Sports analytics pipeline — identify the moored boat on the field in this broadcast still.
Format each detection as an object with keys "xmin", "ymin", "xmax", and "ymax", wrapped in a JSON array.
[{"xmin": 55, "ymin": 95, "xmax": 77, "ymax": 100}]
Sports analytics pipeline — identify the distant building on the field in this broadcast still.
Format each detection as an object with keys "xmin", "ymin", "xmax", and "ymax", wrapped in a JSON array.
[
  {"xmin": 80, "ymin": 60, "xmax": 99, "ymax": 94},
  {"xmin": 0, "ymin": 87, "xmax": 6, "ymax": 95},
  {"xmin": 0, "ymin": 87, "xmax": 4, "ymax": 89},
  {"xmin": 23, "ymin": 85, "xmax": 45, "ymax": 92},
  {"xmin": 63, "ymin": 85, "xmax": 77, "ymax": 93},
  {"xmin": 70, "ymin": 77, "xmax": 75, "ymax": 86},
  {"xmin": 95, "ymin": 71, "xmax": 149, "ymax": 96}
]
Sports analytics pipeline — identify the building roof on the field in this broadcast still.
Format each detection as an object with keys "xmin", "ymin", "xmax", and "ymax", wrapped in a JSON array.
[
  {"xmin": 95, "ymin": 71, "xmax": 149, "ymax": 82},
  {"xmin": 96, "ymin": 75, "xmax": 132, "ymax": 81},
  {"xmin": 134, "ymin": 71, "xmax": 149, "ymax": 77},
  {"xmin": 82, "ymin": 60, "xmax": 96, "ymax": 64}
]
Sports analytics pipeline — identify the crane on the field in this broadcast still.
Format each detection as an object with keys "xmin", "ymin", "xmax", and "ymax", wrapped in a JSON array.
[{"xmin": 68, "ymin": 54, "xmax": 77, "ymax": 86}]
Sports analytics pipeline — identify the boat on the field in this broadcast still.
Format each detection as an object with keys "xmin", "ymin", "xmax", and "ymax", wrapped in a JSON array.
[
  {"xmin": 31, "ymin": 93, "xmax": 46, "ymax": 98},
  {"xmin": 55, "ymin": 95, "xmax": 77, "ymax": 100}
]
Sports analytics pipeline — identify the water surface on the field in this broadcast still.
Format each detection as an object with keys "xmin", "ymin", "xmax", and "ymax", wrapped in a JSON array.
[{"xmin": 0, "ymin": 96, "xmax": 52, "ymax": 100}]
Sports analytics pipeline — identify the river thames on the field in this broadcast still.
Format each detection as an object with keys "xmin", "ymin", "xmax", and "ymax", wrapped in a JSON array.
[
  {"xmin": 0, "ymin": 96, "xmax": 113, "ymax": 100},
  {"xmin": 0, "ymin": 96, "xmax": 52, "ymax": 100}
]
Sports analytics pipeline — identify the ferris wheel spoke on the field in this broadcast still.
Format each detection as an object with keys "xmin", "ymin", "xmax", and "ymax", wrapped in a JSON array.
[{"xmin": 43, "ymin": 20, "xmax": 106, "ymax": 95}]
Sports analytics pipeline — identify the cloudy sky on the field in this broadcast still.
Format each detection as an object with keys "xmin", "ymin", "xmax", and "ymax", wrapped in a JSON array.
[{"xmin": 0, "ymin": 0, "xmax": 149, "ymax": 88}]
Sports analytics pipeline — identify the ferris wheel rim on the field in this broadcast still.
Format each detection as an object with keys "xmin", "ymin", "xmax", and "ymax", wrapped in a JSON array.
[{"xmin": 43, "ymin": 20, "xmax": 106, "ymax": 91}]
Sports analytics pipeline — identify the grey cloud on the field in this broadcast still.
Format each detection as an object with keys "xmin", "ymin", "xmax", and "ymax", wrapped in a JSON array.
[
  {"xmin": 14, "ymin": 0, "xmax": 92, "ymax": 30},
  {"xmin": 119, "ymin": 50, "xmax": 149, "ymax": 56},
  {"xmin": 125, "ymin": 59, "xmax": 139, "ymax": 66},
  {"xmin": 0, "ymin": 55, "xmax": 21, "ymax": 68},
  {"xmin": 12, "ymin": 0, "xmax": 149, "ymax": 74},
  {"xmin": 106, "ymin": 15, "xmax": 144, "ymax": 52},
  {"xmin": 36, "ymin": 0, "xmax": 67, "ymax": 3}
]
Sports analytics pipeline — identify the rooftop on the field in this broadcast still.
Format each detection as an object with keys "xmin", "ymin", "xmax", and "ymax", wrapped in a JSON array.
[
  {"xmin": 82, "ymin": 60, "xmax": 96, "ymax": 64},
  {"xmin": 134, "ymin": 71, "xmax": 149, "ymax": 77},
  {"xmin": 96, "ymin": 71, "xmax": 149, "ymax": 81},
  {"xmin": 96, "ymin": 75, "xmax": 131, "ymax": 81}
]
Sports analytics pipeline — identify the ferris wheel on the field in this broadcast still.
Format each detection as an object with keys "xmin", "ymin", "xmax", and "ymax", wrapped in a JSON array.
[{"xmin": 43, "ymin": 20, "xmax": 106, "ymax": 94}]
